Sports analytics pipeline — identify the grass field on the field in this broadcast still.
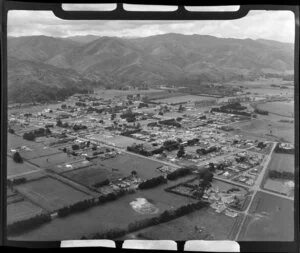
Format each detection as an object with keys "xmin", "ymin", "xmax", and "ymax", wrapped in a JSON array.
[
  {"xmin": 91, "ymin": 134, "xmax": 144, "ymax": 148},
  {"xmin": 231, "ymin": 114, "xmax": 294, "ymax": 143},
  {"xmin": 7, "ymin": 134, "xmax": 61, "ymax": 160},
  {"xmin": 29, "ymin": 152, "xmax": 82, "ymax": 169},
  {"xmin": 123, "ymin": 206, "xmax": 237, "ymax": 240},
  {"xmin": 7, "ymin": 200, "xmax": 44, "ymax": 225},
  {"xmin": 154, "ymin": 95, "xmax": 216, "ymax": 104},
  {"xmin": 9, "ymin": 176, "xmax": 195, "ymax": 241},
  {"xmin": 8, "ymin": 133, "xmax": 37, "ymax": 151},
  {"xmin": 100, "ymin": 154, "xmax": 165, "ymax": 180},
  {"xmin": 263, "ymin": 153, "xmax": 294, "ymax": 195},
  {"xmin": 238, "ymin": 191, "xmax": 294, "ymax": 241},
  {"xmin": 15, "ymin": 177, "xmax": 90, "ymax": 212},
  {"xmin": 7, "ymin": 157, "xmax": 39, "ymax": 177},
  {"xmin": 267, "ymin": 153, "xmax": 294, "ymax": 173},
  {"xmin": 62, "ymin": 164, "xmax": 121, "ymax": 187},
  {"xmin": 256, "ymin": 101, "xmax": 294, "ymax": 118}
]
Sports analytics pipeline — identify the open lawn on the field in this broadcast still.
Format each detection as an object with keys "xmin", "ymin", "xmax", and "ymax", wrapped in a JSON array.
[
  {"xmin": 15, "ymin": 177, "xmax": 91, "ymax": 212},
  {"xmin": 7, "ymin": 200, "xmax": 44, "ymax": 225},
  {"xmin": 7, "ymin": 157, "xmax": 39, "ymax": 177},
  {"xmin": 238, "ymin": 191, "xmax": 294, "ymax": 241},
  {"xmin": 100, "ymin": 154, "xmax": 166, "ymax": 180}
]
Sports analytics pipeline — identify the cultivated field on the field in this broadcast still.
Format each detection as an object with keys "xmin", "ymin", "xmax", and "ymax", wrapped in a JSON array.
[
  {"xmin": 238, "ymin": 191, "xmax": 294, "ymax": 241},
  {"xmin": 7, "ymin": 200, "xmax": 44, "ymax": 225},
  {"xmin": 14, "ymin": 177, "xmax": 90, "ymax": 212}
]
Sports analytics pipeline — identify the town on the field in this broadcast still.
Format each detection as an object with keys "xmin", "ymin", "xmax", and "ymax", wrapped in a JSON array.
[{"xmin": 7, "ymin": 84, "xmax": 295, "ymax": 241}]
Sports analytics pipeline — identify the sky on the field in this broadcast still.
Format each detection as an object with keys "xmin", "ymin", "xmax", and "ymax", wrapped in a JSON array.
[{"xmin": 7, "ymin": 5, "xmax": 295, "ymax": 43}]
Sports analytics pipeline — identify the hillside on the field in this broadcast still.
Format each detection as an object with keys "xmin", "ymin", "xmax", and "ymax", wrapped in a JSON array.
[
  {"xmin": 8, "ymin": 57, "xmax": 94, "ymax": 103},
  {"xmin": 7, "ymin": 34, "xmax": 294, "ymax": 102}
]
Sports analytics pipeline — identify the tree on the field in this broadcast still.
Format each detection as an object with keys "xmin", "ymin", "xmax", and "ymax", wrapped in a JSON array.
[
  {"xmin": 56, "ymin": 119, "xmax": 62, "ymax": 127},
  {"xmin": 202, "ymin": 170, "xmax": 214, "ymax": 190},
  {"xmin": 178, "ymin": 104, "xmax": 185, "ymax": 112},
  {"xmin": 45, "ymin": 127, "xmax": 51, "ymax": 135},
  {"xmin": 8, "ymin": 128, "xmax": 15, "ymax": 134},
  {"xmin": 142, "ymin": 96, "xmax": 149, "ymax": 103},
  {"xmin": 111, "ymin": 113, "xmax": 116, "ymax": 121},
  {"xmin": 131, "ymin": 170, "xmax": 137, "ymax": 177},
  {"xmin": 176, "ymin": 138, "xmax": 183, "ymax": 143},
  {"xmin": 23, "ymin": 132, "xmax": 35, "ymax": 141},
  {"xmin": 72, "ymin": 144, "xmax": 80, "ymax": 150},
  {"xmin": 177, "ymin": 145, "xmax": 185, "ymax": 158},
  {"xmin": 13, "ymin": 152, "xmax": 23, "ymax": 163}
]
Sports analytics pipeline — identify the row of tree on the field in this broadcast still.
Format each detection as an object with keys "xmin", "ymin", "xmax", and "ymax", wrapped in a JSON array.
[
  {"xmin": 220, "ymin": 102, "xmax": 247, "ymax": 111},
  {"xmin": 92, "ymin": 179, "xmax": 110, "ymax": 188},
  {"xmin": 254, "ymin": 108, "xmax": 269, "ymax": 115},
  {"xmin": 57, "ymin": 198, "xmax": 96, "ymax": 217},
  {"xmin": 211, "ymin": 107, "xmax": 252, "ymax": 117},
  {"xmin": 166, "ymin": 167, "xmax": 192, "ymax": 180},
  {"xmin": 7, "ymin": 177, "xmax": 27, "ymax": 186},
  {"xmin": 159, "ymin": 118, "xmax": 181, "ymax": 128},
  {"xmin": 23, "ymin": 127, "xmax": 51, "ymax": 141},
  {"xmin": 138, "ymin": 176, "xmax": 167, "ymax": 190},
  {"xmin": 7, "ymin": 213, "xmax": 51, "ymax": 235},
  {"xmin": 269, "ymin": 170, "xmax": 294, "ymax": 180}
]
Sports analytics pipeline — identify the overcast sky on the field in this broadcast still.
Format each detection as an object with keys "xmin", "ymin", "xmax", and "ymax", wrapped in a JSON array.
[{"xmin": 8, "ymin": 7, "xmax": 295, "ymax": 43}]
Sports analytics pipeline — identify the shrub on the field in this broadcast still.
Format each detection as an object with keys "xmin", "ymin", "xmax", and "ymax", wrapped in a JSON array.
[{"xmin": 13, "ymin": 152, "xmax": 23, "ymax": 163}]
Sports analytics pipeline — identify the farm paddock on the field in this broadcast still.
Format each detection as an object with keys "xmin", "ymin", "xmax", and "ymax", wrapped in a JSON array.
[
  {"xmin": 14, "ymin": 176, "xmax": 91, "ymax": 212},
  {"xmin": 238, "ymin": 191, "xmax": 294, "ymax": 241},
  {"xmin": 7, "ymin": 200, "xmax": 44, "ymax": 225},
  {"xmin": 122, "ymin": 206, "xmax": 238, "ymax": 240}
]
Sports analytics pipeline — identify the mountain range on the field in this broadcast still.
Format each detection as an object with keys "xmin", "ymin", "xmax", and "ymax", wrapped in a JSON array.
[{"xmin": 7, "ymin": 33, "xmax": 294, "ymax": 103}]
